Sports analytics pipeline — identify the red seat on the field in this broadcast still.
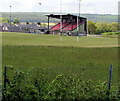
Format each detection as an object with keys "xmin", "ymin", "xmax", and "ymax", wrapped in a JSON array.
[
  {"xmin": 51, "ymin": 22, "xmax": 70, "ymax": 30},
  {"xmin": 62, "ymin": 21, "xmax": 84, "ymax": 31},
  {"xmin": 51, "ymin": 20, "xmax": 84, "ymax": 31}
]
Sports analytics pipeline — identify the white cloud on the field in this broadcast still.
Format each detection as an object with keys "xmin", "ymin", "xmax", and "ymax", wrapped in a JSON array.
[
  {"xmin": 0, "ymin": 0, "xmax": 119, "ymax": 14},
  {"xmin": 81, "ymin": 0, "xmax": 119, "ymax": 14}
]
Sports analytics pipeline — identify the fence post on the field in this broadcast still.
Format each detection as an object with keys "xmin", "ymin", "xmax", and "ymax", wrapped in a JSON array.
[
  {"xmin": 107, "ymin": 64, "xmax": 113, "ymax": 100},
  {"xmin": 3, "ymin": 66, "xmax": 7, "ymax": 101},
  {"xmin": 4, "ymin": 66, "xmax": 7, "ymax": 91}
]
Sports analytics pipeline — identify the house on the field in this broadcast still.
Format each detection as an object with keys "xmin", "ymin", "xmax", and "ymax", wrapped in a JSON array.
[{"xmin": 0, "ymin": 23, "xmax": 48, "ymax": 34}]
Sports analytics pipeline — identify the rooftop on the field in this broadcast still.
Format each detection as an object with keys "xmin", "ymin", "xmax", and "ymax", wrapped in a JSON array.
[{"xmin": 45, "ymin": 14, "xmax": 86, "ymax": 19}]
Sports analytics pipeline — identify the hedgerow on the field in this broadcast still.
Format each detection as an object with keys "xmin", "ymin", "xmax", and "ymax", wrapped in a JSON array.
[{"xmin": 2, "ymin": 68, "xmax": 119, "ymax": 101}]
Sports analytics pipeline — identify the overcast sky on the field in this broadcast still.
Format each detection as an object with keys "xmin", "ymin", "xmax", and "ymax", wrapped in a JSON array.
[{"xmin": 0, "ymin": 0, "xmax": 119, "ymax": 14}]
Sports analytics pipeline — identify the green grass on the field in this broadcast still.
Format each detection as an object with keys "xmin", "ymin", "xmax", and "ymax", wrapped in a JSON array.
[
  {"xmin": 101, "ymin": 32, "xmax": 120, "ymax": 35},
  {"xmin": 2, "ymin": 32, "xmax": 118, "ymax": 47},
  {"xmin": 101, "ymin": 32, "xmax": 120, "ymax": 38},
  {"xmin": 101, "ymin": 32, "xmax": 120, "ymax": 36},
  {"xmin": 3, "ymin": 46, "xmax": 118, "ymax": 86},
  {"xmin": 2, "ymin": 32, "xmax": 119, "ymax": 87}
]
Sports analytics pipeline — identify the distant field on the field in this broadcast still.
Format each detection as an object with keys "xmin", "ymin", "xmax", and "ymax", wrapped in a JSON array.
[{"xmin": 42, "ymin": 22, "xmax": 56, "ymax": 26}]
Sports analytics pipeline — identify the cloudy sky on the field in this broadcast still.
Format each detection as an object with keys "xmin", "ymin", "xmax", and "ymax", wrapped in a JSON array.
[{"xmin": 0, "ymin": 0, "xmax": 119, "ymax": 14}]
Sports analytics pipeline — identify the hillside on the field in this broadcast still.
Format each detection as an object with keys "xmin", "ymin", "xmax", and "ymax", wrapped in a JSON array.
[
  {"xmin": 81, "ymin": 14, "xmax": 118, "ymax": 22},
  {"xmin": 0, "ymin": 12, "xmax": 118, "ymax": 23}
]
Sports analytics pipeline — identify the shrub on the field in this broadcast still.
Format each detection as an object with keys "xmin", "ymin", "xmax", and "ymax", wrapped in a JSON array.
[{"xmin": 2, "ymin": 67, "xmax": 119, "ymax": 101}]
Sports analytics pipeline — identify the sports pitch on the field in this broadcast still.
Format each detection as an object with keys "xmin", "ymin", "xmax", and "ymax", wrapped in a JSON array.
[{"xmin": 2, "ymin": 32, "xmax": 118, "ymax": 47}]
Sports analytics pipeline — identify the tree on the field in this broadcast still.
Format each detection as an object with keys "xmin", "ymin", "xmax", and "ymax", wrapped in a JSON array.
[
  {"xmin": 95, "ymin": 22, "xmax": 111, "ymax": 34},
  {"xmin": 0, "ymin": 18, "xmax": 10, "ymax": 23},
  {"xmin": 87, "ymin": 21, "xmax": 97, "ymax": 34},
  {"xmin": 110, "ymin": 22, "xmax": 119, "ymax": 32},
  {"xmin": 26, "ymin": 21, "xmax": 29, "ymax": 25},
  {"xmin": 13, "ymin": 18, "xmax": 20, "ymax": 24},
  {"xmin": 37, "ymin": 22, "xmax": 41, "ymax": 26},
  {"xmin": 6, "ymin": 19, "xmax": 10, "ymax": 23}
]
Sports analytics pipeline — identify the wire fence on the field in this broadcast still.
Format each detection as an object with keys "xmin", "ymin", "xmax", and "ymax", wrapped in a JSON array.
[{"xmin": 2, "ymin": 65, "xmax": 119, "ymax": 100}]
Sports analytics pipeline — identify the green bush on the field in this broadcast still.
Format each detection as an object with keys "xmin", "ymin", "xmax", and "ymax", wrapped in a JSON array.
[{"xmin": 2, "ymin": 67, "xmax": 119, "ymax": 101}]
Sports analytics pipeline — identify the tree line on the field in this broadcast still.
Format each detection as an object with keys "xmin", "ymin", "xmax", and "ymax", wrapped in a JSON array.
[
  {"xmin": 0, "ymin": 18, "xmax": 20, "ymax": 24},
  {"xmin": 87, "ymin": 21, "xmax": 119, "ymax": 34}
]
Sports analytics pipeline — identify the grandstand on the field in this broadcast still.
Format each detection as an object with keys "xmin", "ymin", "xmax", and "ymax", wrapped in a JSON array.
[{"xmin": 46, "ymin": 14, "xmax": 87, "ymax": 35}]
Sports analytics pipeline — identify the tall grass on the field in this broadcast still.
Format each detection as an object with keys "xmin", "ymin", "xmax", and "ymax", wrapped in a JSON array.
[{"xmin": 2, "ymin": 46, "xmax": 118, "ymax": 87}]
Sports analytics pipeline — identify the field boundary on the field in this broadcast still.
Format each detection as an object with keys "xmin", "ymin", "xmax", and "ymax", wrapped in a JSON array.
[{"xmin": 3, "ymin": 44, "xmax": 120, "ymax": 48}]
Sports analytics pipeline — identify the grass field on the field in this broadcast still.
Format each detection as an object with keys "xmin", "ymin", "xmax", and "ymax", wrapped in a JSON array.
[
  {"xmin": 2, "ymin": 32, "xmax": 119, "ymax": 87},
  {"xmin": 2, "ymin": 32, "xmax": 118, "ymax": 47},
  {"xmin": 3, "ymin": 46, "xmax": 118, "ymax": 86}
]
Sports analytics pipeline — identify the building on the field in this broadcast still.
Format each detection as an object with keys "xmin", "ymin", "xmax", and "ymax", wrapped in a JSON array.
[
  {"xmin": 46, "ymin": 14, "xmax": 87, "ymax": 36},
  {"xmin": 0, "ymin": 23, "xmax": 47, "ymax": 34}
]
